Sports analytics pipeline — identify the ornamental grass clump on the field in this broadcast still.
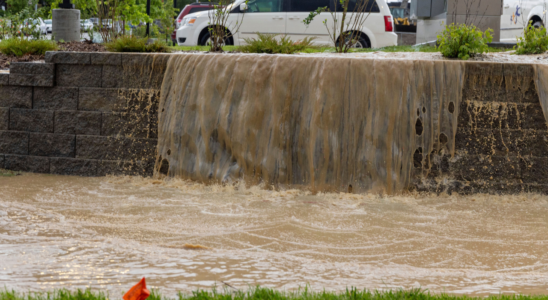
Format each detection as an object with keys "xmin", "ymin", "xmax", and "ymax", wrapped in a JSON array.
[
  {"xmin": 0, "ymin": 38, "xmax": 58, "ymax": 57},
  {"xmin": 437, "ymin": 23, "xmax": 493, "ymax": 60},
  {"xmin": 515, "ymin": 22, "xmax": 548, "ymax": 54},
  {"xmin": 238, "ymin": 33, "xmax": 316, "ymax": 54},
  {"xmin": 105, "ymin": 35, "xmax": 171, "ymax": 53}
]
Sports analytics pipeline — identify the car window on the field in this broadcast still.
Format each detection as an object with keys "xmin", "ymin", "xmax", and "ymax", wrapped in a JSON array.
[
  {"xmin": 246, "ymin": 0, "xmax": 283, "ymax": 12},
  {"xmin": 189, "ymin": 7, "xmax": 213, "ymax": 13},
  {"xmin": 289, "ymin": 0, "xmax": 329, "ymax": 12},
  {"xmin": 336, "ymin": 0, "xmax": 380, "ymax": 13}
]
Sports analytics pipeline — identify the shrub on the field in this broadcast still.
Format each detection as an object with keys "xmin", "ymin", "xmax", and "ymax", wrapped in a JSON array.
[
  {"xmin": 238, "ymin": 33, "xmax": 316, "ymax": 54},
  {"xmin": 0, "ymin": 38, "xmax": 57, "ymax": 56},
  {"xmin": 105, "ymin": 35, "xmax": 171, "ymax": 53},
  {"xmin": 515, "ymin": 23, "xmax": 548, "ymax": 54},
  {"xmin": 437, "ymin": 23, "xmax": 493, "ymax": 60}
]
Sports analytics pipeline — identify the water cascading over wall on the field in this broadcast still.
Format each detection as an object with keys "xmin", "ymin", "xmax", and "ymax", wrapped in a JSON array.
[{"xmin": 155, "ymin": 54, "xmax": 465, "ymax": 194}]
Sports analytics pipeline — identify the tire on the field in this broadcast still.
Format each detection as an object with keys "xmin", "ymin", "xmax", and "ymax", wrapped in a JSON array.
[
  {"xmin": 532, "ymin": 20, "xmax": 543, "ymax": 29},
  {"xmin": 199, "ymin": 31, "xmax": 232, "ymax": 47},
  {"xmin": 336, "ymin": 33, "xmax": 370, "ymax": 49}
]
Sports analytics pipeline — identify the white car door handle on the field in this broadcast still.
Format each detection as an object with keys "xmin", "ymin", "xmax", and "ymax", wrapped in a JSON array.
[
  {"xmin": 272, "ymin": 17, "xmax": 284, "ymax": 20},
  {"xmin": 289, "ymin": 16, "xmax": 300, "ymax": 20}
]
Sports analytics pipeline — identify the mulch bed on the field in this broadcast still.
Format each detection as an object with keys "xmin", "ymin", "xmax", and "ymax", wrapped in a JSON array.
[{"xmin": 0, "ymin": 41, "xmax": 107, "ymax": 70}]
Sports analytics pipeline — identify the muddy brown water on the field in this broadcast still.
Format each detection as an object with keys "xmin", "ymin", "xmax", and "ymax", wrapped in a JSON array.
[{"xmin": 1, "ymin": 173, "xmax": 547, "ymax": 295}]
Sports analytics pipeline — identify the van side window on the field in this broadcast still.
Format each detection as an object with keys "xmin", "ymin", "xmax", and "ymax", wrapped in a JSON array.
[
  {"xmin": 337, "ymin": 0, "xmax": 380, "ymax": 13},
  {"xmin": 246, "ymin": 0, "xmax": 284, "ymax": 12},
  {"xmin": 189, "ymin": 7, "xmax": 214, "ymax": 14},
  {"xmin": 289, "ymin": 0, "xmax": 330, "ymax": 12}
]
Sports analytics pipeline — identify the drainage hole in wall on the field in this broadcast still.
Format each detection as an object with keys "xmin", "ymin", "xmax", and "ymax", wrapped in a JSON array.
[
  {"xmin": 415, "ymin": 119, "xmax": 423, "ymax": 136},
  {"xmin": 448, "ymin": 102, "xmax": 455, "ymax": 113}
]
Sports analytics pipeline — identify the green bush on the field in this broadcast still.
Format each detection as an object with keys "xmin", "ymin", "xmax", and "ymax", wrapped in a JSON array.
[
  {"xmin": 105, "ymin": 35, "xmax": 171, "ymax": 53},
  {"xmin": 437, "ymin": 23, "xmax": 493, "ymax": 60},
  {"xmin": 238, "ymin": 33, "xmax": 316, "ymax": 54},
  {"xmin": 515, "ymin": 23, "xmax": 548, "ymax": 54},
  {"xmin": 0, "ymin": 38, "xmax": 58, "ymax": 56}
]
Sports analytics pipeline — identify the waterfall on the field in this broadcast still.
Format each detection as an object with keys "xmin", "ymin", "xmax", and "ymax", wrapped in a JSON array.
[{"xmin": 155, "ymin": 54, "xmax": 464, "ymax": 194}]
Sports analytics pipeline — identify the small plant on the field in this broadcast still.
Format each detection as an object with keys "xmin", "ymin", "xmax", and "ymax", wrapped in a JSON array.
[
  {"xmin": 0, "ymin": 38, "xmax": 58, "ymax": 56},
  {"xmin": 437, "ymin": 23, "xmax": 493, "ymax": 60},
  {"xmin": 206, "ymin": 0, "xmax": 247, "ymax": 52},
  {"xmin": 105, "ymin": 35, "xmax": 171, "ymax": 53},
  {"xmin": 302, "ymin": 0, "xmax": 374, "ymax": 53},
  {"xmin": 515, "ymin": 22, "xmax": 548, "ymax": 54},
  {"xmin": 238, "ymin": 33, "xmax": 316, "ymax": 54}
]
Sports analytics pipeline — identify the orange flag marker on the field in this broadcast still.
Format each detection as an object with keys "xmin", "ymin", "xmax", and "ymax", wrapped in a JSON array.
[{"xmin": 123, "ymin": 277, "xmax": 151, "ymax": 300}]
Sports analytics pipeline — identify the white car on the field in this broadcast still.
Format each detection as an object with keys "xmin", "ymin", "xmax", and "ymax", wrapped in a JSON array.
[
  {"xmin": 176, "ymin": 0, "xmax": 397, "ymax": 48},
  {"xmin": 44, "ymin": 19, "xmax": 52, "ymax": 33},
  {"xmin": 23, "ymin": 18, "xmax": 48, "ymax": 35},
  {"xmin": 81, "ymin": 19, "xmax": 94, "ymax": 31},
  {"xmin": 500, "ymin": 0, "xmax": 546, "ymax": 42}
]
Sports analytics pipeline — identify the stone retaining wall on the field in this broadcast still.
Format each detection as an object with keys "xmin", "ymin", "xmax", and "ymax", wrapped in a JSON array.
[
  {"xmin": 1, "ymin": 52, "xmax": 547, "ymax": 194},
  {"xmin": 413, "ymin": 63, "xmax": 548, "ymax": 194},
  {"xmin": 0, "ymin": 52, "xmax": 169, "ymax": 177}
]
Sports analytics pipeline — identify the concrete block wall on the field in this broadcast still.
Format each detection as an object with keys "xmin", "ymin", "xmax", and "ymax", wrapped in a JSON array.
[
  {"xmin": 0, "ymin": 52, "xmax": 169, "ymax": 177},
  {"xmin": 412, "ymin": 63, "xmax": 548, "ymax": 194}
]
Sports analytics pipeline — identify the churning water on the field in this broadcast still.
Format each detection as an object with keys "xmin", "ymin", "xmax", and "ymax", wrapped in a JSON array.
[{"xmin": 1, "ymin": 174, "xmax": 547, "ymax": 295}]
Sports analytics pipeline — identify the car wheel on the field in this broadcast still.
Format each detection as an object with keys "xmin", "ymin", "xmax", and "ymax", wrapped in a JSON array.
[
  {"xmin": 199, "ymin": 31, "xmax": 229, "ymax": 47},
  {"xmin": 336, "ymin": 34, "xmax": 370, "ymax": 49},
  {"xmin": 532, "ymin": 20, "xmax": 543, "ymax": 29}
]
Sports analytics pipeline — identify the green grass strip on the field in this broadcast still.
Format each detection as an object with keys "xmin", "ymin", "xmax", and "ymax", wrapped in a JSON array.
[
  {"xmin": 2, "ymin": 287, "xmax": 548, "ymax": 300},
  {"xmin": 170, "ymin": 44, "xmax": 511, "ymax": 54}
]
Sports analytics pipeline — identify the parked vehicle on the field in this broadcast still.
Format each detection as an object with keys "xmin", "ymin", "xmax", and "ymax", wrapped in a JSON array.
[
  {"xmin": 176, "ymin": 0, "xmax": 396, "ymax": 48},
  {"xmin": 89, "ymin": 17, "xmax": 100, "ymax": 27},
  {"xmin": 23, "ymin": 18, "xmax": 48, "ymax": 35},
  {"xmin": 500, "ymin": 0, "xmax": 546, "ymax": 42},
  {"xmin": 81, "ymin": 19, "xmax": 94, "ymax": 30},
  {"xmin": 171, "ymin": 2, "xmax": 218, "ymax": 45},
  {"xmin": 44, "ymin": 19, "xmax": 52, "ymax": 33}
]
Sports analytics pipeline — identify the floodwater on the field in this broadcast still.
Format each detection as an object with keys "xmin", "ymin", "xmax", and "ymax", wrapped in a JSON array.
[{"xmin": 1, "ymin": 173, "xmax": 548, "ymax": 296}]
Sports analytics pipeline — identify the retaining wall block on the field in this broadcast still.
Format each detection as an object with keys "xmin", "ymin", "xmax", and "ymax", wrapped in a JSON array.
[
  {"xmin": 46, "ymin": 51, "xmax": 91, "ymax": 64},
  {"xmin": 0, "ymin": 86, "xmax": 32, "ymax": 108},
  {"xmin": 4, "ymin": 154, "xmax": 49, "ymax": 173},
  {"xmin": 34, "ymin": 87, "xmax": 78, "ymax": 110},
  {"xmin": 29, "ymin": 133, "xmax": 75, "ymax": 157},
  {"xmin": 79, "ymin": 88, "xmax": 126, "ymax": 111},
  {"xmin": 10, "ymin": 62, "xmax": 55, "ymax": 74},
  {"xmin": 0, "ymin": 73, "xmax": 9, "ymax": 85},
  {"xmin": 91, "ymin": 53, "xmax": 122, "ymax": 65},
  {"xmin": 457, "ymin": 101, "xmax": 548, "ymax": 131},
  {"xmin": 520, "ymin": 157, "xmax": 548, "ymax": 184},
  {"xmin": 57, "ymin": 64, "xmax": 102, "ymax": 87},
  {"xmin": 0, "ymin": 154, "xmax": 4, "ymax": 169},
  {"xmin": 76, "ymin": 135, "xmax": 157, "ymax": 160},
  {"xmin": 449, "ymin": 154, "xmax": 523, "ymax": 182},
  {"xmin": 9, "ymin": 109, "xmax": 54, "ymax": 133},
  {"xmin": 0, "ymin": 131, "xmax": 28, "ymax": 155},
  {"xmin": 50, "ymin": 157, "xmax": 98, "ymax": 176},
  {"xmin": 455, "ymin": 129, "xmax": 548, "ymax": 157},
  {"xmin": 101, "ymin": 112, "xmax": 151, "ymax": 138},
  {"xmin": 102, "ymin": 65, "xmax": 123, "ymax": 88},
  {"xmin": 54, "ymin": 110, "xmax": 101, "ymax": 135},
  {"xmin": 9, "ymin": 62, "xmax": 55, "ymax": 87},
  {"xmin": 0, "ymin": 107, "xmax": 8, "ymax": 130},
  {"xmin": 121, "ymin": 54, "xmax": 169, "ymax": 89}
]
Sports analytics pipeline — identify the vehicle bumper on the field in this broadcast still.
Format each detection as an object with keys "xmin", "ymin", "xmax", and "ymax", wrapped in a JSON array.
[
  {"xmin": 176, "ymin": 26, "xmax": 198, "ymax": 46},
  {"xmin": 374, "ymin": 32, "xmax": 398, "ymax": 48}
]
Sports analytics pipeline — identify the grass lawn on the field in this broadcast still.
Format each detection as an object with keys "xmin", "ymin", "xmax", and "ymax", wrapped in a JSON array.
[
  {"xmin": 2, "ymin": 287, "xmax": 548, "ymax": 300},
  {"xmin": 171, "ymin": 44, "xmax": 510, "ymax": 54}
]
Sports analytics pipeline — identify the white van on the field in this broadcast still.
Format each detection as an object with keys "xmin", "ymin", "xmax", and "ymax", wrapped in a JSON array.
[
  {"xmin": 176, "ymin": 0, "xmax": 397, "ymax": 48},
  {"xmin": 500, "ymin": 0, "xmax": 546, "ymax": 42}
]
